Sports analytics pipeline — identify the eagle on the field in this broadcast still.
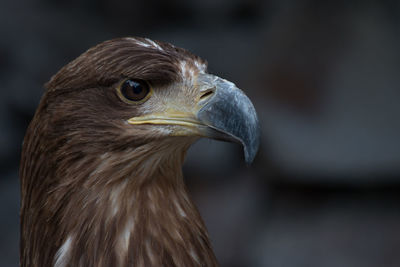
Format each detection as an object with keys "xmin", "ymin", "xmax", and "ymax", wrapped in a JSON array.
[{"xmin": 20, "ymin": 37, "xmax": 260, "ymax": 267}]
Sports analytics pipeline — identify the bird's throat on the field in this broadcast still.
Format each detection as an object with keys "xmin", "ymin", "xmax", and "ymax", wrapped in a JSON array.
[{"xmin": 50, "ymin": 140, "xmax": 218, "ymax": 267}]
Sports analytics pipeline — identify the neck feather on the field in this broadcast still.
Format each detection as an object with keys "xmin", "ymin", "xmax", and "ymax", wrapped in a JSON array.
[{"xmin": 21, "ymin": 137, "xmax": 218, "ymax": 267}]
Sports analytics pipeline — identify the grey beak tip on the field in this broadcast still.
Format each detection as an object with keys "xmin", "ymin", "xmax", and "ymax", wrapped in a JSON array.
[
  {"xmin": 197, "ymin": 74, "xmax": 261, "ymax": 165},
  {"xmin": 244, "ymin": 141, "xmax": 260, "ymax": 165},
  {"xmin": 243, "ymin": 120, "xmax": 261, "ymax": 165}
]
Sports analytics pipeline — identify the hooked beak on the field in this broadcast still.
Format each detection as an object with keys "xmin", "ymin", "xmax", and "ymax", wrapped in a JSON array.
[{"xmin": 128, "ymin": 74, "xmax": 260, "ymax": 164}]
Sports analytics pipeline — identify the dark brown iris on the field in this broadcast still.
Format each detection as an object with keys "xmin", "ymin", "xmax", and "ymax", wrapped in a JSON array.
[{"xmin": 120, "ymin": 79, "xmax": 150, "ymax": 101}]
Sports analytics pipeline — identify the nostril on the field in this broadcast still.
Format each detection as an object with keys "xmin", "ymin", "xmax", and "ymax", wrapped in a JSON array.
[{"xmin": 199, "ymin": 90, "xmax": 214, "ymax": 101}]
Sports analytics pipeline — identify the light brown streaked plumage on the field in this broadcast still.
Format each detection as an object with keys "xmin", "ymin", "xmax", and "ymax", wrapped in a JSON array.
[{"xmin": 20, "ymin": 37, "xmax": 259, "ymax": 267}]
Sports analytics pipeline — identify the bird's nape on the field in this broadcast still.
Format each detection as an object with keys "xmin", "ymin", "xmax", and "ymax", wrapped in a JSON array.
[{"xmin": 20, "ymin": 37, "xmax": 260, "ymax": 267}]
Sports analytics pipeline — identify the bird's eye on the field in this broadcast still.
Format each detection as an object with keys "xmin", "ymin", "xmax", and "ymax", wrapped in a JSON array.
[{"xmin": 118, "ymin": 79, "xmax": 151, "ymax": 103}]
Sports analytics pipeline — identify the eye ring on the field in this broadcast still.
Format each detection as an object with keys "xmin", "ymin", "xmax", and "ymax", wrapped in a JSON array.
[{"xmin": 117, "ymin": 79, "xmax": 152, "ymax": 104}]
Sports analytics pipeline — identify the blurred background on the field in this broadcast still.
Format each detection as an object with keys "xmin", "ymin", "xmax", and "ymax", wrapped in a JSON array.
[{"xmin": 1, "ymin": 0, "xmax": 400, "ymax": 266}]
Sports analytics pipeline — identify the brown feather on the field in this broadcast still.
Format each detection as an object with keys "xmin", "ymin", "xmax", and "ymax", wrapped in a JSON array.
[{"xmin": 20, "ymin": 37, "xmax": 217, "ymax": 267}]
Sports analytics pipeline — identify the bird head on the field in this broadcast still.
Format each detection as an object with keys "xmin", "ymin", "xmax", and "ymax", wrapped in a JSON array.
[
  {"xmin": 21, "ymin": 37, "xmax": 261, "ymax": 267},
  {"xmin": 44, "ymin": 37, "xmax": 260, "ymax": 165}
]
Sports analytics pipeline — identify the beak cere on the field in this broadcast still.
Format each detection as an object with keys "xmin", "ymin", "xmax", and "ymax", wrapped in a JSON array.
[
  {"xmin": 127, "ymin": 74, "xmax": 260, "ymax": 164},
  {"xmin": 196, "ymin": 74, "xmax": 260, "ymax": 164}
]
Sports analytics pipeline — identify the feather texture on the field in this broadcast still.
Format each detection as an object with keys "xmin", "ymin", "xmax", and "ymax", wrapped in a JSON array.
[{"xmin": 20, "ymin": 37, "xmax": 217, "ymax": 267}]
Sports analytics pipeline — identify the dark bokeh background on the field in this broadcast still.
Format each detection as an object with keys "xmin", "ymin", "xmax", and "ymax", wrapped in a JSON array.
[{"xmin": 2, "ymin": 0, "xmax": 400, "ymax": 266}]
